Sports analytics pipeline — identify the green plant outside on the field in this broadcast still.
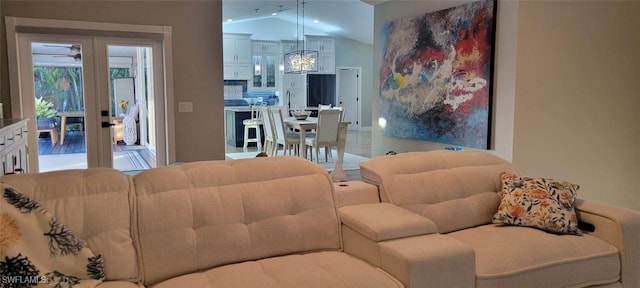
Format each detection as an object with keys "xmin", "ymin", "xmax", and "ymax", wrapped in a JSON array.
[
  {"xmin": 34, "ymin": 67, "xmax": 83, "ymax": 113},
  {"xmin": 33, "ymin": 66, "xmax": 130, "ymax": 116},
  {"xmin": 34, "ymin": 97, "xmax": 57, "ymax": 119}
]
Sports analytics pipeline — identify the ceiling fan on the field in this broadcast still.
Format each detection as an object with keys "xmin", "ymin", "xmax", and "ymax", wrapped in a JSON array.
[
  {"xmin": 272, "ymin": 5, "xmax": 291, "ymax": 15},
  {"xmin": 33, "ymin": 52, "xmax": 82, "ymax": 61},
  {"xmin": 43, "ymin": 44, "xmax": 81, "ymax": 53}
]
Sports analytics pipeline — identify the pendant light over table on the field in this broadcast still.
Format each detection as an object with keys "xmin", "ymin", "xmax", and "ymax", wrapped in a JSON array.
[{"xmin": 284, "ymin": 0, "xmax": 318, "ymax": 74}]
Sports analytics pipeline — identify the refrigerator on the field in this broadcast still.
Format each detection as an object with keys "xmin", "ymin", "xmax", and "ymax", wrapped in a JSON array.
[{"xmin": 307, "ymin": 74, "xmax": 336, "ymax": 107}]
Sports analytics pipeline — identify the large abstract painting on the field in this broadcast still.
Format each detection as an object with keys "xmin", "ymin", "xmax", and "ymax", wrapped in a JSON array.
[{"xmin": 379, "ymin": 0, "xmax": 496, "ymax": 149}]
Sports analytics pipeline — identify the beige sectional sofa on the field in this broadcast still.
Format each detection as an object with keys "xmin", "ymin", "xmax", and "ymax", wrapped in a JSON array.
[
  {"xmin": 1, "ymin": 157, "xmax": 431, "ymax": 287},
  {"xmin": 359, "ymin": 150, "xmax": 640, "ymax": 288},
  {"xmin": 2, "ymin": 151, "xmax": 638, "ymax": 287}
]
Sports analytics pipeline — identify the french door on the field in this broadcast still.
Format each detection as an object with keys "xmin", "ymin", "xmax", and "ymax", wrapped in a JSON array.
[{"xmin": 16, "ymin": 34, "xmax": 167, "ymax": 172}]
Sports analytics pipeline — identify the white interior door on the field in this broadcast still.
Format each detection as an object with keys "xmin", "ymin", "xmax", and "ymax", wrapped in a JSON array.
[{"xmin": 337, "ymin": 67, "xmax": 361, "ymax": 130}]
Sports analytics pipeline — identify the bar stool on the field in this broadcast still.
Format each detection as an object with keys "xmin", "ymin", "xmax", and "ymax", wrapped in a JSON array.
[{"xmin": 242, "ymin": 106, "xmax": 262, "ymax": 152}]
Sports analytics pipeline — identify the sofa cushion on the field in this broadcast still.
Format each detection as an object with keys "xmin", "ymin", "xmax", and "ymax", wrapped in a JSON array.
[
  {"xmin": 149, "ymin": 251, "xmax": 402, "ymax": 288},
  {"xmin": 0, "ymin": 169, "xmax": 138, "ymax": 282},
  {"xmin": 360, "ymin": 151, "xmax": 519, "ymax": 233},
  {"xmin": 448, "ymin": 224, "xmax": 620, "ymax": 288},
  {"xmin": 133, "ymin": 157, "xmax": 341, "ymax": 285},
  {"xmin": 492, "ymin": 173, "xmax": 582, "ymax": 235}
]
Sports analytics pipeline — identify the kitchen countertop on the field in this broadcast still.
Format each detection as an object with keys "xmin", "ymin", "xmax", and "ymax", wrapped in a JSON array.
[
  {"xmin": 225, "ymin": 106, "xmax": 320, "ymax": 112},
  {"xmin": 0, "ymin": 118, "xmax": 28, "ymax": 129},
  {"xmin": 224, "ymin": 106, "xmax": 255, "ymax": 112}
]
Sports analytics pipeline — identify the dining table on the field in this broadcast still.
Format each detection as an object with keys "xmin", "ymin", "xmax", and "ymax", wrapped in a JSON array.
[
  {"xmin": 57, "ymin": 111, "xmax": 84, "ymax": 145},
  {"xmin": 283, "ymin": 116, "xmax": 350, "ymax": 161}
]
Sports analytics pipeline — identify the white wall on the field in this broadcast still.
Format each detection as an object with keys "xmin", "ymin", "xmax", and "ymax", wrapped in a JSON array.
[
  {"xmin": 372, "ymin": 0, "xmax": 640, "ymax": 211},
  {"xmin": 513, "ymin": 1, "xmax": 640, "ymax": 210},
  {"xmin": 334, "ymin": 37, "xmax": 373, "ymax": 128}
]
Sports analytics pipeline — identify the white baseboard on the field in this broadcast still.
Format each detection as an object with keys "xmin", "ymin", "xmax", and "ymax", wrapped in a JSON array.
[{"xmin": 357, "ymin": 126, "xmax": 372, "ymax": 132}]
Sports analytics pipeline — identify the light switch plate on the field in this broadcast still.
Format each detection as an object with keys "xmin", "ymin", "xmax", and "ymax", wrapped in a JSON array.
[{"xmin": 178, "ymin": 102, "xmax": 193, "ymax": 112}]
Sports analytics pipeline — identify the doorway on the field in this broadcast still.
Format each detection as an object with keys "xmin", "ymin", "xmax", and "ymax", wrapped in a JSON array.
[
  {"xmin": 7, "ymin": 17, "xmax": 173, "ymax": 172},
  {"xmin": 336, "ymin": 67, "xmax": 362, "ymax": 130}
]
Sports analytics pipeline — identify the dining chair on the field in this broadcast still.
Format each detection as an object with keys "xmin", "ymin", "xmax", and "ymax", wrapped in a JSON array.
[
  {"xmin": 270, "ymin": 107, "xmax": 300, "ymax": 156},
  {"xmin": 318, "ymin": 104, "xmax": 332, "ymax": 110},
  {"xmin": 242, "ymin": 105, "xmax": 262, "ymax": 152},
  {"xmin": 270, "ymin": 105, "xmax": 290, "ymax": 123},
  {"xmin": 333, "ymin": 106, "xmax": 345, "ymax": 121},
  {"xmin": 305, "ymin": 109, "xmax": 341, "ymax": 163},
  {"xmin": 318, "ymin": 104, "xmax": 332, "ymax": 121},
  {"xmin": 260, "ymin": 106, "xmax": 276, "ymax": 156},
  {"xmin": 318, "ymin": 106, "xmax": 345, "ymax": 158}
]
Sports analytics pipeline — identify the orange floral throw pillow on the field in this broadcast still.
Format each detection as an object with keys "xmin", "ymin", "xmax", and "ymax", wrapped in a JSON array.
[{"xmin": 492, "ymin": 173, "xmax": 582, "ymax": 235}]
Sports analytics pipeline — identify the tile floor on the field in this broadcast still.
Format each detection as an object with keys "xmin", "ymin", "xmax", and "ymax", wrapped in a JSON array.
[
  {"xmin": 225, "ymin": 130, "xmax": 372, "ymax": 180},
  {"xmin": 225, "ymin": 130, "xmax": 372, "ymax": 158}
]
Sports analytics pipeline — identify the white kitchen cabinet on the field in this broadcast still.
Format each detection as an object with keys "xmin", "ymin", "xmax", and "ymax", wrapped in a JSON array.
[
  {"xmin": 223, "ymin": 34, "xmax": 252, "ymax": 80},
  {"xmin": 315, "ymin": 53, "xmax": 335, "ymax": 74},
  {"xmin": 223, "ymin": 34, "xmax": 251, "ymax": 64},
  {"xmin": 281, "ymin": 74, "xmax": 307, "ymax": 110},
  {"xmin": 305, "ymin": 36, "xmax": 335, "ymax": 74},
  {"xmin": 252, "ymin": 41, "xmax": 280, "ymax": 55},
  {"xmin": 281, "ymin": 40, "xmax": 302, "ymax": 55},
  {"xmin": 224, "ymin": 63, "xmax": 252, "ymax": 80},
  {"xmin": 251, "ymin": 41, "xmax": 279, "ymax": 90},
  {"xmin": 0, "ymin": 119, "xmax": 29, "ymax": 175},
  {"xmin": 305, "ymin": 37, "xmax": 334, "ymax": 53}
]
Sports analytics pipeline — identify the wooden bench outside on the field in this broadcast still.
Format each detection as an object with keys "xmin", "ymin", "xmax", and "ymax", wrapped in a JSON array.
[{"xmin": 37, "ymin": 128, "xmax": 58, "ymax": 146}]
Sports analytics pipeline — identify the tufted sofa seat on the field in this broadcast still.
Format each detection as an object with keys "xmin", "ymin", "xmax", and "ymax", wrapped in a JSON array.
[
  {"xmin": 360, "ymin": 150, "xmax": 640, "ymax": 288},
  {"xmin": 1, "ymin": 157, "xmax": 427, "ymax": 287},
  {"xmin": 131, "ymin": 157, "xmax": 403, "ymax": 287}
]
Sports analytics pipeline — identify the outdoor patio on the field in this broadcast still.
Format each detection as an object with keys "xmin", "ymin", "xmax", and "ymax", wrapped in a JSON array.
[{"xmin": 37, "ymin": 130, "xmax": 155, "ymax": 172}]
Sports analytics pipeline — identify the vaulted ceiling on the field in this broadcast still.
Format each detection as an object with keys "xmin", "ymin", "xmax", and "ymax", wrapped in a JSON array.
[{"xmin": 222, "ymin": 0, "xmax": 374, "ymax": 45}]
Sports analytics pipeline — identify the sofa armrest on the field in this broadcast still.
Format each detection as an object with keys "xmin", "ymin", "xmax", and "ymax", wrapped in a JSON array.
[
  {"xmin": 574, "ymin": 199, "xmax": 640, "ymax": 287},
  {"xmin": 340, "ymin": 203, "xmax": 437, "ymax": 241},
  {"xmin": 334, "ymin": 181, "xmax": 380, "ymax": 207},
  {"xmin": 380, "ymin": 234, "xmax": 475, "ymax": 288},
  {"xmin": 339, "ymin": 203, "xmax": 474, "ymax": 287}
]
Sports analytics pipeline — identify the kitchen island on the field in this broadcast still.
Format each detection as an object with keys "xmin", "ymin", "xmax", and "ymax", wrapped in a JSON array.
[{"xmin": 224, "ymin": 106, "xmax": 263, "ymax": 147}]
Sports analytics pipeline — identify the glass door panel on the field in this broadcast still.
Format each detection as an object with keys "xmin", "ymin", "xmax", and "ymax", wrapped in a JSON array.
[
  {"xmin": 265, "ymin": 55, "xmax": 276, "ymax": 88},
  {"xmin": 31, "ymin": 41, "xmax": 88, "ymax": 172},
  {"xmin": 16, "ymin": 29, "xmax": 168, "ymax": 173},
  {"xmin": 253, "ymin": 55, "xmax": 263, "ymax": 88},
  {"xmin": 108, "ymin": 44, "xmax": 157, "ymax": 172}
]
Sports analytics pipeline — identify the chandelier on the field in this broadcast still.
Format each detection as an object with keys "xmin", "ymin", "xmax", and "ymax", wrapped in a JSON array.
[{"xmin": 284, "ymin": 0, "xmax": 317, "ymax": 74}]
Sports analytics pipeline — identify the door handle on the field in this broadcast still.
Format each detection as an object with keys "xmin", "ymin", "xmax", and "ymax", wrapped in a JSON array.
[{"xmin": 101, "ymin": 121, "xmax": 116, "ymax": 128}]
